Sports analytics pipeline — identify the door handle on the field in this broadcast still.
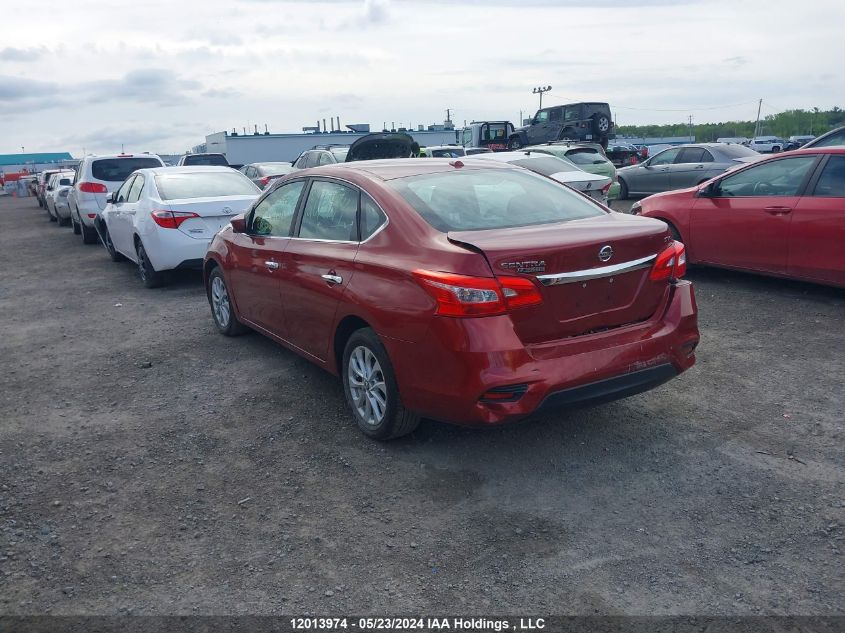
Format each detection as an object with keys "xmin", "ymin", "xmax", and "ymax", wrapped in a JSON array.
[
  {"xmin": 763, "ymin": 206, "xmax": 792, "ymax": 215},
  {"xmin": 265, "ymin": 260, "xmax": 280, "ymax": 270},
  {"xmin": 694, "ymin": 164, "xmax": 704, "ymax": 169},
  {"xmin": 321, "ymin": 273, "xmax": 343, "ymax": 285}
]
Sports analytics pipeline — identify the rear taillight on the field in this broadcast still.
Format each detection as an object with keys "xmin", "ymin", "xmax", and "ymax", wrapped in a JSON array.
[
  {"xmin": 413, "ymin": 270, "xmax": 542, "ymax": 317},
  {"xmin": 601, "ymin": 182, "xmax": 611, "ymax": 195},
  {"xmin": 650, "ymin": 242, "xmax": 687, "ymax": 281},
  {"xmin": 151, "ymin": 209, "xmax": 199, "ymax": 229},
  {"xmin": 260, "ymin": 176, "xmax": 271, "ymax": 187},
  {"xmin": 79, "ymin": 182, "xmax": 108, "ymax": 194}
]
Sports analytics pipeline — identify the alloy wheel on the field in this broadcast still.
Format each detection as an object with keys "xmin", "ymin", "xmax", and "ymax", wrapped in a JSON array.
[
  {"xmin": 348, "ymin": 345, "xmax": 388, "ymax": 427},
  {"xmin": 211, "ymin": 276, "xmax": 230, "ymax": 328}
]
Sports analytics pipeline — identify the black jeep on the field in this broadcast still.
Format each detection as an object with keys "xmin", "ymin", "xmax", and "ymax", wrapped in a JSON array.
[{"xmin": 508, "ymin": 102, "xmax": 613, "ymax": 150}]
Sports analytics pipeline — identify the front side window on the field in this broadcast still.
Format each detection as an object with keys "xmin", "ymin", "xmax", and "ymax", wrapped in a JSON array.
[
  {"xmin": 304, "ymin": 152, "xmax": 321, "ymax": 169},
  {"xmin": 127, "ymin": 175, "xmax": 144, "ymax": 203},
  {"xmin": 717, "ymin": 156, "xmax": 818, "ymax": 197},
  {"xmin": 115, "ymin": 176, "xmax": 136, "ymax": 203},
  {"xmin": 250, "ymin": 180, "xmax": 305, "ymax": 237},
  {"xmin": 649, "ymin": 148, "xmax": 681, "ymax": 166},
  {"xmin": 677, "ymin": 148, "xmax": 706, "ymax": 163},
  {"xmin": 294, "ymin": 154, "xmax": 309, "ymax": 169},
  {"xmin": 534, "ymin": 110, "xmax": 549, "ymax": 123},
  {"xmin": 388, "ymin": 168, "xmax": 604, "ymax": 233},
  {"xmin": 298, "ymin": 180, "xmax": 359, "ymax": 241},
  {"xmin": 812, "ymin": 155, "xmax": 845, "ymax": 197}
]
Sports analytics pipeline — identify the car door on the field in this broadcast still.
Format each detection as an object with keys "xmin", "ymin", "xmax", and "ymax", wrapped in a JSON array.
[
  {"xmin": 527, "ymin": 110, "xmax": 551, "ymax": 144},
  {"xmin": 633, "ymin": 148, "xmax": 681, "ymax": 194},
  {"xmin": 226, "ymin": 180, "xmax": 307, "ymax": 337},
  {"xmin": 544, "ymin": 107, "xmax": 563, "ymax": 142},
  {"xmin": 115, "ymin": 174, "xmax": 146, "ymax": 257},
  {"xmin": 104, "ymin": 176, "xmax": 137, "ymax": 256},
  {"xmin": 690, "ymin": 154, "xmax": 820, "ymax": 274},
  {"xmin": 788, "ymin": 154, "xmax": 845, "ymax": 286},
  {"xmin": 669, "ymin": 147, "xmax": 712, "ymax": 189},
  {"xmin": 278, "ymin": 178, "xmax": 362, "ymax": 362}
]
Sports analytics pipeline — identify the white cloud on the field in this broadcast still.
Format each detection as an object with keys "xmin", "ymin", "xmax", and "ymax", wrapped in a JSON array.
[{"xmin": 0, "ymin": 0, "xmax": 843, "ymax": 154}]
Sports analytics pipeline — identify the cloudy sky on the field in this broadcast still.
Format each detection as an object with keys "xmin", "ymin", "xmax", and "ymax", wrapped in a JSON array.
[{"xmin": 1, "ymin": 0, "xmax": 843, "ymax": 156}]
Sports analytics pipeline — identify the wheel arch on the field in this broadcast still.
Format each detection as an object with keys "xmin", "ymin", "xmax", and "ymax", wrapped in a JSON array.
[{"xmin": 333, "ymin": 314, "xmax": 373, "ymax": 376}]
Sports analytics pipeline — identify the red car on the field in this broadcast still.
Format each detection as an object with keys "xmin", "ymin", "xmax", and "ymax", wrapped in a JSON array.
[
  {"xmin": 204, "ymin": 159, "xmax": 699, "ymax": 439},
  {"xmin": 632, "ymin": 147, "xmax": 845, "ymax": 288}
]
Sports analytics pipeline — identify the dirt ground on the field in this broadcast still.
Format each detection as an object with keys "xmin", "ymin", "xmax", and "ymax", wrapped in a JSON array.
[{"xmin": 0, "ymin": 194, "xmax": 843, "ymax": 616}]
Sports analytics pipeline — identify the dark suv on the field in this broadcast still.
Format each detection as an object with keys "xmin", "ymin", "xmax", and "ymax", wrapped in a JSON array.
[{"xmin": 509, "ymin": 102, "xmax": 613, "ymax": 150}]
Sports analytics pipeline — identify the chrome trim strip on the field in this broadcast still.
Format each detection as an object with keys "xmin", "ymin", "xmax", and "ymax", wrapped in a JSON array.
[{"xmin": 536, "ymin": 254, "xmax": 656, "ymax": 286}]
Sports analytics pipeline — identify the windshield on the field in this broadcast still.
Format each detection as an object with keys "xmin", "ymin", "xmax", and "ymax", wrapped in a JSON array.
[
  {"xmin": 388, "ymin": 169, "xmax": 603, "ymax": 232},
  {"xmin": 512, "ymin": 156, "xmax": 579, "ymax": 176},
  {"xmin": 154, "ymin": 172, "xmax": 259, "ymax": 200},
  {"xmin": 91, "ymin": 157, "xmax": 162, "ymax": 182}
]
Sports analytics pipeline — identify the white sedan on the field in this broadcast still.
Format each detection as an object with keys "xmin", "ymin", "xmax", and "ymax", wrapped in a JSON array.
[
  {"xmin": 468, "ymin": 150, "xmax": 612, "ymax": 204},
  {"xmin": 97, "ymin": 166, "xmax": 260, "ymax": 287}
]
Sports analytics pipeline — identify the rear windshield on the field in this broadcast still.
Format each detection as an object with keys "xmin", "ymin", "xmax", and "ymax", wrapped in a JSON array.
[
  {"xmin": 92, "ymin": 158, "xmax": 162, "ymax": 182},
  {"xmin": 430, "ymin": 148, "xmax": 466, "ymax": 158},
  {"xmin": 388, "ymin": 169, "xmax": 603, "ymax": 232},
  {"xmin": 719, "ymin": 144, "xmax": 762, "ymax": 158},
  {"xmin": 809, "ymin": 130, "xmax": 845, "ymax": 148},
  {"xmin": 511, "ymin": 156, "xmax": 579, "ymax": 175},
  {"xmin": 182, "ymin": 154, "xmax": 229, "ymax": 166},
  {"xmin": 154, "ymin": 172, "xmax": 259, "ymax": 200},
  {"xmin": 330, "ymin": 148, "xmax": 349, "ymax": 160},
  {"xmin": 564, "ymin": 148, "xmax": 608, "ymax": 166},
  {"xmin": 256, "ymin": 163, "xmax": 294, "ymax": 175}
]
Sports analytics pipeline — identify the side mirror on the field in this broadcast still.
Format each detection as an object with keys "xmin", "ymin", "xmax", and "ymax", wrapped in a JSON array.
[
  {"xmin": 697, "ymin": 182, "xmax": 717, "ymax": 198},
  {"xmin": 106, "ymin": 192, "xmax": 116, "ymax": 203},
  {"xmin": 230, "ymin": 214, "xmax": 246, "ymax": 233}
]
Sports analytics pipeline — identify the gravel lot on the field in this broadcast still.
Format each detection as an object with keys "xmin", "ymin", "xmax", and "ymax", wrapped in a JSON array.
[{"xmin": 1, "ymin": 194, "xmax": 843, "ymax": 616}]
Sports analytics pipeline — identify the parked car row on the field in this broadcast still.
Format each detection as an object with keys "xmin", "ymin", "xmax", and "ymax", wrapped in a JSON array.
[{"xmin": 33, "ymin": 150, "xmax": 702, "ymax": 440}]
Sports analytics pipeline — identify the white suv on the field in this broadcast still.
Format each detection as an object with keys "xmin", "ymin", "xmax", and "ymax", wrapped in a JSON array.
[{"xmin": 68, "ymin": 153, "xmax": 165, "ymax": 243}]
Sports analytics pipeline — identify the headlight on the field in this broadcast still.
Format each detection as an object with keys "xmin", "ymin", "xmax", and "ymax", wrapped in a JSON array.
[{"xmin": 630, "ymin": 201, "xmax": 642, "ymax": 215}]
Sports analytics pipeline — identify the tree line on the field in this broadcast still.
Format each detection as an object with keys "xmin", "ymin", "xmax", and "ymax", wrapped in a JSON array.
[{"xmin": 616, "ymin": 107, "xmax": 844, "ymax": 141}]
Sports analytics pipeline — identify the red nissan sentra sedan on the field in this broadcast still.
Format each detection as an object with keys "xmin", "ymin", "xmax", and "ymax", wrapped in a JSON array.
[
  {"xmin": 204, "ymin": 159, "xmax": 699, "ymax": 439},
  {"xmin": 632, "ymin": 147, "xmax": 845, "ymax": 288}
]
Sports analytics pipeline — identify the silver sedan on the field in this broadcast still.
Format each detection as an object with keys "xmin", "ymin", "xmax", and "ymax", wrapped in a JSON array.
[{"xmin": 616, "ymin": 143, "xmax": 761, "ymax": 199}]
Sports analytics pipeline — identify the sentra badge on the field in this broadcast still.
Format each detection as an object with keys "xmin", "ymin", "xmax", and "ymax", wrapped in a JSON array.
[{"xmin": 500, "ymin": 260, "xmax": 546, "ymax": 274}]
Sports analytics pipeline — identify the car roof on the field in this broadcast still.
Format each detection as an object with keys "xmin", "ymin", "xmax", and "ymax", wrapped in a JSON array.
[
  {"xmin": 299, "ymin": 157, "xmax": 516, "ymax": 181},
  {"xmin": 133, "ymin": 165, "xmax": 239, "ymax": 176},
  {"xmin": 86, "ymin": 153, "xmax": 162, "ymax": 161}
]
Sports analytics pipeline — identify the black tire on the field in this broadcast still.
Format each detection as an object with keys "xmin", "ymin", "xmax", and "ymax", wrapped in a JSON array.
[
  {"xmin": 618, "ymin": 177, "xmax": 629, "ymax": 200},
  {"xmin": 47, "ymin": 203, "xmax": 57, "ymax": 222},
  {"xmin": 342, "ymin": 327, "xmax": 420, "ymax": 440},
  {"xmin": 57, "ymin": 212, "xmax": 70, "ymax": 227},
  {"xmin": 101, "ymin": 225, "xmax": 124, "ymax": 262},
  {"xmin": 70, "ymin": 210, "xmax": 81, "ymax": 235},
  {"xmin": 508, "ymin": 136, "xmax": 523, "ymax": 150},
  {"xmin": 81, "ymin": 220, "xmax": 99, "ymax": 244},
  {"xmin": 135, "ymin": 240, "xmax": 164, "ymax": 288},
  {"xmin": 207, "ymin": 267, "xmax": 248, "ymax": 336}
]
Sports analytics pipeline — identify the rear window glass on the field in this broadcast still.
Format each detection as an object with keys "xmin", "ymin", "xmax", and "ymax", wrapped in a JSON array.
[
  {"xmin": 430, "ymin": 148, "xmax": 466, "ymax": 158},
  {"xmin": 182, "ymin": 154, "xmax": 229, "ymax": 166},
  {"xmin": 388, "ymin": 169, "xmax": 603, "ymax": 232},
  {"xmin": 154, "ymin": 172, "xmax": 259, "ymax": 200},
  {"xmin": 717, "ymin": 144, "xmax": 760, "ymax": 158},
  {"xmin": 564, "ymin": 148, "xmax": 608, "ymax": 166},
  {"xmin": 256, "ymin": 163, "xmax": 294, "ymax": 175},
  {"xmin": 329, "ymin": 148, "xmax": 349, "ymax": 161},
  {"xmin": 91, "ymin": 158, "xmax": 162, "ymax": 182},
  {"xmin": 511, "ymin": 156, "xmax": 579, "ymax": 175}
]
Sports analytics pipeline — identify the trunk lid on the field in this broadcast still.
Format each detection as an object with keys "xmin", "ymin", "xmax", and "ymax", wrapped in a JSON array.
[
  {"xmin": 346, "ymin": 132, "xmax": 415, "ymax": 162},
  {"xmin": 164, "ymin": 195, "xmax": 257, "ymax": 240},
  {"xmin": 448, "ymin": 213, "xmax": 671, "ymax": 342}
]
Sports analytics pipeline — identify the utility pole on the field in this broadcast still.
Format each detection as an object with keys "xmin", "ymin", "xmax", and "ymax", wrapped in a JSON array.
[
  {"xmin": 688, "ymin": 115, "xmax": 694, "ymax": 142},
  {"xmin": 753, "ymin": 99, "xmax": 762, "ymax": 138},
  {"xmin": 532, "ymin": 85, "xmax": 552, "ymax": 109}
]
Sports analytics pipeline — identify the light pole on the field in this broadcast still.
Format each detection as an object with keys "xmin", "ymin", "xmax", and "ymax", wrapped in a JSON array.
[{"xmin": 533, "ymin": 85, "xmax": 552, "ymax": 109}]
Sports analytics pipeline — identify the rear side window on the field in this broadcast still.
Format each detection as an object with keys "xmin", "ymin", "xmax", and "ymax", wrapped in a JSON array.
[
  {"xmin": 304, "ymin": 152, "xmax": 321, "ymax": 168},
  {"xmin": 298, "ymin": 180, "xmax": 359, "ymax": 241},
  {"xmin": 127, "ymin": 175, "xmax": 144, "ymax": 203},
  {"xmin": 388, "ymin": 169, "xmax": 603, "ymax": 232},
  {"xmin": 154, "ymin": 172, "xmax": 259, "ymax": 200},
  {"xmin": 317, "ymin": 152, "xmax": 335, "ymax": 166},
  {"xmin": 812, "ymin": 156, "xmax": 845, "ymax": 197},
  {"xmin": 360, "ymin": 194, "xmax": 386, "ymax": 240},
  {"xmin": 92, "ymin": 158, "xmax": 162, "ymax": 182}
]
